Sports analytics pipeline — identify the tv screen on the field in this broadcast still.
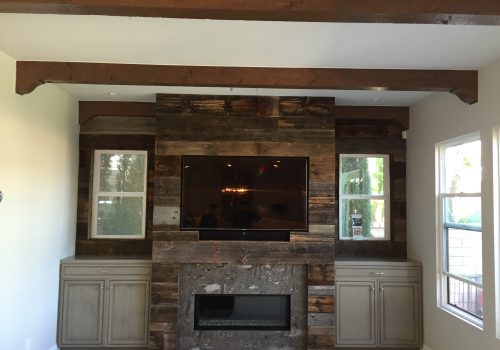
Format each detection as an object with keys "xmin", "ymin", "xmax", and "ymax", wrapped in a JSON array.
[{"xmin": 181, "ymin": 156, "xmax": 308, "ymax": 231}]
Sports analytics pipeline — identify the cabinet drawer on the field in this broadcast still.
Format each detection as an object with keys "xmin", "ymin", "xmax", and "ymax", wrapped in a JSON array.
[
  {"xmin": 335, "ymin": 267, "xmax": 419, "ymax": 279},
  {"xmin": 62, "ymin": 265, "xmax": 151, "ymax": 277}
]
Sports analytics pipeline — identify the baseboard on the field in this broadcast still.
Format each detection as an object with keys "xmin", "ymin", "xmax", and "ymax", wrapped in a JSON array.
[{"xmin": 422, "ymin": 345, "xmax": 432, "ymax": 350}]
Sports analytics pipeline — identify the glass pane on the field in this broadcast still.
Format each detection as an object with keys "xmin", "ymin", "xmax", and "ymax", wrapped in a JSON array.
[
  {"xmin": 340, "ymin": 156, "xmax": 385, "ymax": 195},
  {"xmin": 446, "ymin": 228, "xmax": 482, "ymax": 284},
  {"xmin": 444, "ymin": 196, "xmax": 481, "ymax": 227},
  {"xmin": 447, "ymin": 276, "xmax": 483, "ymax": 319},
  {"xmin": 340, "ymin": 199, "xmax": 385, "ymax": 239},
  {"xmin": 99, "ymin": 153, "xmax": 146, "ymax": 192},
  {"xmin": 444, "ymin": 140, "xmax": 481, "ymax": 193},
  {"xmin": 96, "ymin": 196, "xmax": 144, "ymax": 236}
]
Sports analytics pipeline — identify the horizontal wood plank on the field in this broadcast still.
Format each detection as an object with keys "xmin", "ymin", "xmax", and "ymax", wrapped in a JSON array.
[
  {"xmin": 153, "ymin": 241, "xmax": 334, "ymax": 264},
  {"xmin": 79, "ymin": 116, "xmax": 156, "ymax": 135},
  {"xmin": 79, "ymin": 101, "xmax": 155, "ymax": 124},
  {"xmin": 308, "ymin": 295, "xmax": 335, "ymax": 313},
  {"xmin": 308, "ymin": 264, "xmax": 335, "ymax": 285}
]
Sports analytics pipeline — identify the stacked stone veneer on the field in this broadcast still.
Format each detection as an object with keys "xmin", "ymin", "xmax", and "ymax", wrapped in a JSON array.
[{"xmin": 150, "ymin": 95, "xmax": 337, "ymax": 350}]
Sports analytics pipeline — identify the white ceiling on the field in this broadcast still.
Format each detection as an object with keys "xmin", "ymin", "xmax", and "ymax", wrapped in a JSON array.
[{"xmin": 2, "ymin": 13, "xmax": 500, "ymax": 105}]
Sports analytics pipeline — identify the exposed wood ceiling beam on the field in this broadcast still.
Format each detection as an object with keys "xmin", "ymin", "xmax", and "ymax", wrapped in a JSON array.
[
  {"xmin": 79, "ymin": 100, "xmax": 408, "ymax": 129},
  {"xmin": 1, "ymin": 0, "xmax": 500, "ymax": 25},
  {"xmin": 16, "ymin": 61, "xmax": 478, "ymax": 104}
]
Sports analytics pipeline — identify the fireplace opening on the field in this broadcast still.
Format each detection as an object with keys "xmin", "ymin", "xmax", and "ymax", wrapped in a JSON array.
[{"xmin": 194, "ymin": 294, "xmax": 291, "ymax": 331}]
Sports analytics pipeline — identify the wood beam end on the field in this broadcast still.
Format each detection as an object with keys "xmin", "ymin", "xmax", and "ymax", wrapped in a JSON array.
[{"xmin": 450, "ymin": 87, "xmax": 478, "ymax": 105}]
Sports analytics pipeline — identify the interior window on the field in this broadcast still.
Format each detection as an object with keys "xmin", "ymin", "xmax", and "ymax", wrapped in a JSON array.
[
  {"xmin": 91, "ymin": 150, "xmax": 147, "ymax": 239},
  {"xmin": 437, "ymin": 134, "xmax": 483, "ymax": 324},
  {"xmin": 339, "ymin": 154, "xmax": 390, "ymax": 240}
]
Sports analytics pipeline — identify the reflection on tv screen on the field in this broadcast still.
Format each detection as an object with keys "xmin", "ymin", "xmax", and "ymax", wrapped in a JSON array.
[{"xmin": 181, "ymin": 156, "xmax": 308, "ymax": 231}]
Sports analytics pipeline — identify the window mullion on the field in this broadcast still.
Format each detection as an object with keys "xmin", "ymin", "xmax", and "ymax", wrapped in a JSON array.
[
  {"xmin": 96, "ymin": 191, "xmax": 145, "ymax": 197},
  {"xmin": 444, "ymin": 272, "xmax": 483, "ymax": 288}
]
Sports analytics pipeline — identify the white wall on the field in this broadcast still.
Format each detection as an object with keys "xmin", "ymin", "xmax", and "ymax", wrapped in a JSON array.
[
  {"xmin": 408, "ymin": 57, "xmax": 500, "ymax": 349},
  {"xmin": 0, "ymin": 52, "xmax": 79, "ymax": 350}
]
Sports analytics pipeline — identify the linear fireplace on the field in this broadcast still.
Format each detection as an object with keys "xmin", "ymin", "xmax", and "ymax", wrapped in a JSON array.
[
  {"xmin": 194, "ymin": 294, "xmax": 291, "ymax": 330},
  {"xmin": 177, "ymin": 264, "xmax": 307, "ymax": 350}
]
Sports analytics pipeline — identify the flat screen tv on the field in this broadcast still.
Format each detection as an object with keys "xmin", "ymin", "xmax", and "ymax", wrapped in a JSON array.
[{"xmin": 180, "ymin": 156, "xmax": 308, "ymax": 236}]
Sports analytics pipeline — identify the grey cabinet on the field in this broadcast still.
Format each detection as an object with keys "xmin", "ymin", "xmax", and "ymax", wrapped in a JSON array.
[
  {"xmin": 60, "ymin": 280, "xmax": 105, "ymax": 345},
  {"xmin": 57, "ymin": 257, "xmax": 152, "ymax": 349},
  {"xmin": 336, "ymin": 281, "xmax": 376, "ymax": 346},
  {"xmin": 335, "ymin": 260, "xmax": 422, "ymax": 349}
]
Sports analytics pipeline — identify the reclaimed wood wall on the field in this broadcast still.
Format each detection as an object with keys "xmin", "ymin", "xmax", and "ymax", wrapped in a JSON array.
[
  {"xmin": 151, "ymin": 95, "xmax": 337, "ymax": 350},
  {"xmin": 75, "ymin": 118, "xmax": 156, "ymax": 256},
  {"xmin": 335, "ymin": 118, "xmax": 407, "ymax": 258}
]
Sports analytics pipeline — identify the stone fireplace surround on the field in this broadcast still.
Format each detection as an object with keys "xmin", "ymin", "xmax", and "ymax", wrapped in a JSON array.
[{"xmin": 177, "ymin": 264, "xmax": 307, "ymax": 350}]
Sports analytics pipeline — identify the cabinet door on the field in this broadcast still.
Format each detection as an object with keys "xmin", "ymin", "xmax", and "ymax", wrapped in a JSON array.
[
  {"xmin": 379, "ymin": 281, "xmax": 420, "ymax": 347},
  {"xmin": 336, "ymin": 281, "xmax": 376, "ymax": 346},
  {"xmin": 59, "ymin": 280, "xmax": 105, "ymax": 346},
  {"xmin": 107, "ymin": 280, "xmax": 150, "ymax": 346}
]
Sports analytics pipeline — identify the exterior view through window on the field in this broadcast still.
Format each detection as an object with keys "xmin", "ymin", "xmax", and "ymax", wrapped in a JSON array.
[
  {"xmin": 339, "ymin": 154, "xmax": 390, "ymax": 240},
  {"xmin": 437, "ymin": 135, "xmax": 483, "ymax": 323},
  {"xmin": 91, "ymin": 150, "xmax": 147, "ymax": 239}
]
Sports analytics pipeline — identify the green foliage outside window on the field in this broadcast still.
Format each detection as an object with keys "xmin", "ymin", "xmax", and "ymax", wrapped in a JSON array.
[
  {"xmin": 340, "ymin": 155, "xmax": 386, "ymax": 239},
  {"xmin": 94, "ymin": 152, "xmax": 147, "ymax": 237}
]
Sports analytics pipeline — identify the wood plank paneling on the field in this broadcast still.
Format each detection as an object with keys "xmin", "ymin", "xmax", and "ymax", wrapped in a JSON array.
[
  {"xmin": 308, "ymin": 295, "xmax": 335, "ymax": 313},
  {"xmin": 150, "ymin": 94, "xmax": 407, "ymax": 349},
  {"xmin": 153, "ymin": 241, "xmax": 334, "ymax": 264},
  {"xmin": 336, "ymin": 118, "xmax": 407, "ymax": 258},
  {"xmin": 76, "ymin": 134, "xmax": 155, "ymax": 257},
  {"xmin": 308, "ymin": 264, "xmax": 335, "ymax": 285},
  {"xmin": 153, "ymin": 94, "xmax": 337, "ymax": 349},
  {"xmin": 80, "ymin": 116, "xmax": 156, "ymax": 135},
  {"xmin": 79, "ymin": 101, "xmax": 155, "ymax": 124}
]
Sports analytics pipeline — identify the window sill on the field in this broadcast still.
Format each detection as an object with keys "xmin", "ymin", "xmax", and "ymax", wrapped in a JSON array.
[
  {"xmin": 339, "ymin": 237, "xmax": 390, "ymax": 241},
  {"xmin": 439, "ymin": 304, "xmax": 483, "ymax": 330}
]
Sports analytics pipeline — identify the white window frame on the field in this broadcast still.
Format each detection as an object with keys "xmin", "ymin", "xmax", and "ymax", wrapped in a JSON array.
[
  {"xmin": 494, "ymin": 126, "xmax": 500, "ymax": 338},
  {"xmin": 436, "ymin": 133, "xmax": 483, "ymax": 327},
  {"xmin": 91, "ymin": 150, "xmax": 148, "ymax": 239},
  {"xmin": 339, "ymin": 154, "xmax": 390, "ymax": 240}
]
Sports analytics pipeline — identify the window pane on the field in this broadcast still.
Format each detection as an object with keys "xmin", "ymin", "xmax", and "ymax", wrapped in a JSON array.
[
  {"xmin": 99, "ymin": 153, "xmax": 146, "ymax": 192},
  {"xmin": 446, "ymin": 228, "xmax": 482, "ymax": 284},
  {"xmin": 96, "ymin": 196, "xmax": 144, "ymax": 236},
  {"xmin": 340, "ymin": 199, "xmax": 385, "ymax": 239},
  {"xmin": 448, "ymin": 276, "xmax": 483, "ymax": 319},
  {"xmin": 444, "ymin": 196, "xmax": 481, "ymax": 226},
  {"xmin": 444, "ymin": 140, "xmax": 481, "ymax": 193},
  {"xmin": 340, "ymin": 156, "xmax": 385, "ymax": 195}
]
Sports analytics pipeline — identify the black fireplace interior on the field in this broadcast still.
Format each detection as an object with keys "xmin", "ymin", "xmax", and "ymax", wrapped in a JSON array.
[{"xmin": 194, "ymin": 294, "xmax": 291, "ymax": 331}]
